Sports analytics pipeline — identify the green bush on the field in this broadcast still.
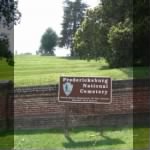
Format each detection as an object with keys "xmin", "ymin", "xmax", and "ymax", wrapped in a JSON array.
[{"xmin": 108, "ymin": 19, "xmax": 133, "ymax": 67}]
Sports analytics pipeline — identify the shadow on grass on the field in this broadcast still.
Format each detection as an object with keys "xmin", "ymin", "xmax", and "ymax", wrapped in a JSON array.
[
  {"xmin": 0, "ymin": 131, "xmax": 14, "ymax": 149},
  {"xmin": 63, "ymin": 134, "xmax": 125, "ymax": 148},
  {"xmin": 98, "ymin": 67, "xmax": 133, "ymax": 78},
  {"xmin": 0, "ymin": 130, "xmax": 14, "ymax": 136},
  {"xmin": 58, "ymin": 56, "xmax": 80, "ymax": 60},
  {"xmin": 14, "ymin": 128, "xmax": 64, "ymax": 135},
  {"xmin": 69, "ymin": 126, "xmax": 125, "ymax": 133},
  {"xmin": 99, "ymin": 65, "xmax": 110, "ymax": 70},
  {"xmin": 118, "ymin": 67, "xmax": 150, "ymax": 79},
  {"xmin": 119, "ymin": 68, "xmax": 133, "ymax": 78},
  {"xmin": 14, "ymin": 126, "xmax": 127, "ymax": 135}
]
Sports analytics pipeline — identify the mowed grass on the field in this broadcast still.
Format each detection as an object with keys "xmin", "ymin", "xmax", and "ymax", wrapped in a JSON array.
[
  {"xmin": 14, "ymin": 127, "xmax": 133, "ymax": 149},
  {"xmin": 0, "ymin": 58, "xmax": 13, "ymax": 81},
  {"xmin": 14, "ymin": 55, "xmax": 150, "ymax": 87},
  {"xmin": 0, "ymin": 131, "xmax": 14, "ymax": 149},
  {"xmin": 0, "ymin": 127, "xmax": 149, "ymax": 149},
  {"xmin": 133, "ymin": 127, "xmax": 150, "ymax": 149}
]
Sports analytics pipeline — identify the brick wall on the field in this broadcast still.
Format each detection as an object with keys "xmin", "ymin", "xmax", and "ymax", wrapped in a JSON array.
[
  {"xmin": 0, "ymin": 81, "xmax": 13, "ymax": 130},
  {"xmin": 0, "ymin": 79, "xmax": 150, "ymax": 130}
]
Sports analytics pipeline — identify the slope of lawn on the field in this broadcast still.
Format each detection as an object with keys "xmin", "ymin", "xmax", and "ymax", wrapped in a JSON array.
[
  {"xmin": 13, "ymin": 55, "xmax": 150, "ymax": 87},
  {"xmin": 1, "ymin": 55, "xmax": 149, "ymax": 86}
]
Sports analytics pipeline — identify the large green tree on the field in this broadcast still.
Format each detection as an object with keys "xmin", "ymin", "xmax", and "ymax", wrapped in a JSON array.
[
  {"xmin": 74, "ymin": 0, "xmax": 149, "ymax": 67},
  {"xmin": 73, "ymin": 0, "xmax": 133, "ymax": 67},
  {"xmin": 101, "ymin": 0, "xmax": 133, "ymax": 67},
  {"xmin": 73, "ymin": 5, "xmax": 110, "ymax": 61},
  {"xmin": 39, "ymin": 28, "xmax": 58, "ymax": 55},
  {"xmin": 101, "ymin": 0, "xmax": 149, "ymax": 67},
  {"xmin": 59, "ymin": 0, "xmax": 87, "ymax": 56},
  {"xmin": 107, "ymin": 19, "xmax": 133, "ymax": 67},
  {"xmin": 73, "ymin": 7, "xmax": 107, "ymax": 60}
]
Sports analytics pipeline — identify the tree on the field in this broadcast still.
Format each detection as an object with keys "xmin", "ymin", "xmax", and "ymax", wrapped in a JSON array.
[
  {"xmin": 73, "ymin": 6, "xmax": 110, "ymax": 61},
  {"xmin": 73, "ymin": 8, "xmax": 100, "ymax": 60},
  {"xmin": 0, "ymin": 0, "xmax": 21, "ymax": 65},
  {"xmin": 0, "ymin": 0, "xmax": 21, "ymax": 28},
  {"xmin": 101, "ymin": 0, "xmax": 133, "ymax": 67},
  {"xmin": 108, "ymin": 19, "xmax": 133, "ymax": 67},
  {"xmin": 73, "ymin": 0, "xmax": 134, "ymax": 67},
  {"xmin": 39, "ymin": 28, "xmax": 58, "ymax": 55},
  {"xmin": 101, "ymin": 0, "xmax": 149, "ymax": 66},
  {"xmin": 133, "ymin": 0, "xmax": 150, "ymax": 66},
  {"xmin": 59, "ymin": 0, "xmax": 88, "ymax": 56},
  {"xmin": 74, "ymin": 0, "xmax": 150, "ymax": 67},
  {"xmin": 0, "ymin": 34, "xmax": 14, "ymax": 65},
  {"xmin": 0, "ymin": 34, "xmax": 9, "ymax": 58}
]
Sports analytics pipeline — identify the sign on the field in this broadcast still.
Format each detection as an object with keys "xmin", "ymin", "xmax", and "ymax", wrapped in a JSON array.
[{"xmin": 58, "ymin": 76, "xmax": 112, "ymax": 104}]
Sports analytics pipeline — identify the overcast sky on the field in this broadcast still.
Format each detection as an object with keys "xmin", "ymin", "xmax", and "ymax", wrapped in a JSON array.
[{"xmin": 14, "ymin": 0, "xmax": 99, "ymax": 56}]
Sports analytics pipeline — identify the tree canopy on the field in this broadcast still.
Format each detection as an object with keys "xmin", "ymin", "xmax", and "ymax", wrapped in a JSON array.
[
  {"xmin": 39, "ymin": 28, "xmax": 58, "ymax": 55},
  {"xmin": 0, "ymin": 0, "xmax": 21, "ymax": 65},
  {"xmin": 59, "ymin": 0, "xmax": 88, "ymax": 56},
  {"xmin": 0, "ymin": 0, "xmax": 21, "ymax": 28},
  {"xmin": 73, "ymin": 0, "xmax": 149, "ymax": 67}
]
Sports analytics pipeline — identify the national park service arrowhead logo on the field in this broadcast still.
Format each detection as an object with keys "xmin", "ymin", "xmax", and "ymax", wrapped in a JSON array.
[{"xmin": 63, "ymin": 82, "xmax": 73, "ymax": 96}]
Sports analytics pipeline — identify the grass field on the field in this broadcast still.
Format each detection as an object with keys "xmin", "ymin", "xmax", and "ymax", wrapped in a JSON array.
[
  {"xmin": 0, "ymin": 58, "xmax": 13, "ymax": 81},
  {"xmin": 0, "ymin": 55, "xmax": 149, "ymax": 87},
  {"xmin": 14, "ymin": 127, "xmax": 133, "ymax": 149},
  {"xmin": 0, "ymin": 127, "xmax": 149, "ymax": 149},
  {"xmin": 13, "ymin": 55, "xmax": 149, "ymax": 87},
  {"xmin": 0, "ymin": 127, "xmax": 148, "ymax": 149}
]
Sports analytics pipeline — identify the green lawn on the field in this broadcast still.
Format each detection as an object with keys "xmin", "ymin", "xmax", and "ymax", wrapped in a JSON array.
[
  {"xmin": 0, "ymin": 127, "xmax": 149, "ymax": 149},
  {"xmin": 13, "ymin": 55, "xmax": 149, "ymax": 87},
  {"xmin": 0, "ymin": 58, "xmax": 13, "ymax": 81},
  {"xmin": 14, "ymin": 127, "xmax": 133, "ymax": 149},
  {"xmin": 0, "ymin": 131, "xmax": 14, "ymax": 149},
  {"xmin": 0, "ymin": 55, "xmax": 149, "ymax": 87},
  {"xmin": 133, "ymin": 127, "xmax": 150, "ymax": 149}
]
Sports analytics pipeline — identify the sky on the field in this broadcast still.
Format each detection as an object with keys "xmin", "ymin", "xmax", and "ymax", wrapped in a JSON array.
[{"xmin": 14, "ymin": 0, "xmax": 100, "ymax": 56}]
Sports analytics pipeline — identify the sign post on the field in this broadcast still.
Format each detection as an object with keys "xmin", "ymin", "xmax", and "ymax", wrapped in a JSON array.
[
  {"xmin": 58, "ymin": 76, "xmax": 112, "ymax": 138},
  {"xmin": 64, "ymin": 104, "xmax": 69, "ymax": 137}
]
